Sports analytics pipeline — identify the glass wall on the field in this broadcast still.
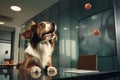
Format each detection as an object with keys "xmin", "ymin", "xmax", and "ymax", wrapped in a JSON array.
[{"xmin": 19, "ymin": 0, "xmax": 119, "ymax": 71}]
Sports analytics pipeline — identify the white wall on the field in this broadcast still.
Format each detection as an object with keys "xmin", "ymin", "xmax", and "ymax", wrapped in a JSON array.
[
  {"xmin": 0, "ymin": 43, "xmax": 11, "ymax": 64},
  {"xmin": 13, "ymin": 27, "xmax": 20, "ymax": 64}
]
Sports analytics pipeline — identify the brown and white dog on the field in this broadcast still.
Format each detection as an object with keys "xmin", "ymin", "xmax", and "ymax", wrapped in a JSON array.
[{"xmin": 18, "ymin": 21, "xmax": 57, "ymax": 73}]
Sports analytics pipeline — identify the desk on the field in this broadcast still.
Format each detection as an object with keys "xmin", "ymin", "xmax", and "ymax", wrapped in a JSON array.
[
  {"xmin": 0, "ymin": 64, "xmax": 17, "ymax": 68},
  {"xmin": 58, "ymin": 68, "xmax": 120, "ymax": 80},
  {"xmin": 0, "ymin": 64, "xmax": 17, "ymax": 70},
  {"xmin": 0, "ymin": 68, "xmax": 120, "ymax": 80}
]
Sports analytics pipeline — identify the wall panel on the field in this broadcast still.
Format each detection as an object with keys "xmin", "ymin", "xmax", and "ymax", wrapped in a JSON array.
[{"xmin": 58, "ymin": 0, "xmax": 71, "ymax": 68}]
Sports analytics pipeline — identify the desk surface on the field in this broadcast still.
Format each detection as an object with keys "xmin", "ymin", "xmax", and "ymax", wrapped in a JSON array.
[
  {"xmin": 0, "ymin": 64, "xmax": 17, "ymax": 66},
  {"xmin": 0, "ymin": 68, "xmax": 120, "ymax": 80}
]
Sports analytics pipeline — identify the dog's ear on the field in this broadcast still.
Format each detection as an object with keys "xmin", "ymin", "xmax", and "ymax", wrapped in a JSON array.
[
  {"xmin": 29, "ymin": 21, "xmax": 36, "ymax": 29},
  {"xmin": 21, "ymin": 30, "xmax": 33, "ymax": 39},
  {"xmin": 21, "ymin": 21, "xmax": 36, "ymax": 40}
]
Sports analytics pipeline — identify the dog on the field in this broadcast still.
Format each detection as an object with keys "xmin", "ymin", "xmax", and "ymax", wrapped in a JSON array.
[{"xmin": 18, "ymin": 21, "xmax": 57, "ymax": 73}]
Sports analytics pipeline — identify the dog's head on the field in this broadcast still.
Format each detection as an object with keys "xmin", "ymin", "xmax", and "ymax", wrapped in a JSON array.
[{"xmin": 22, "ymin": 21, "xmax": 57, "ymax": 41}]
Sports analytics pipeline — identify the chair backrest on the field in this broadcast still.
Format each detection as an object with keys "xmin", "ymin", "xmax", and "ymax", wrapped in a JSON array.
[{"xmin": 77, "ymin": 55, "xmax": 98, "ymax": 70}]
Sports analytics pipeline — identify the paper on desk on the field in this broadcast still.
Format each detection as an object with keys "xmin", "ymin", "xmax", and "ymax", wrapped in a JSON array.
[{"xmin": 64, "ymin": 69, "xmax": 99, "ymax": 74}]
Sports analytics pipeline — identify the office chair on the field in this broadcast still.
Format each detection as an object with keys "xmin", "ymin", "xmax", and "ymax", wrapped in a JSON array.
[{"xmin": 77, "ymin": 55, "xmax": 98, "ymax": 70}]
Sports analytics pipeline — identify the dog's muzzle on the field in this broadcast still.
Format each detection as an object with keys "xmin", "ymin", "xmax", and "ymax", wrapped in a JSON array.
[{"xmin": 42, "ymin": 23, "xmax": 57, "ymax": 40}]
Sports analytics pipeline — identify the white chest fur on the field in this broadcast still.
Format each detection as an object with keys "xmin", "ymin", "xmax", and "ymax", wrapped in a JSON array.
[{"xmin": 25, "ymin": 41, "xmax": 53, "ymax": 68}]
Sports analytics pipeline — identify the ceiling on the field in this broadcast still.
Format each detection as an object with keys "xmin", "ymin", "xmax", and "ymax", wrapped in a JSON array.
[{"xmin": 0, "ymin": 0, "xmax": 59, "ymax": 32}]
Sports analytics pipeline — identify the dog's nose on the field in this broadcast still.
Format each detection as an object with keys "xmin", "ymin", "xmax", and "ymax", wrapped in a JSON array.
[
  {"xmin": 49, "ymin": 23, "xmax": 57, "ymax": 33},
  {"xmin": 51, "ymin": 23, "xmax": 57, "ymax": 31},
  {"xmin": 51, "ymin": 23, "xmax": 55, "ymax": 27},
  {"xmin": 52, "ymin": 22, "xmax": 57, "ymax": 28}
]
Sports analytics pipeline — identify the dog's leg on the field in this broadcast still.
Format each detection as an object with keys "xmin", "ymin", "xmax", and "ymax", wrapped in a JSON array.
[
  {"xmin": 47, "ymin": 56, "xmax": 52, "ymax": 66},
  {"xmin": 47, "ymin": 56, "xmax": 57, "ymax": 74},
  {"xmin": 19, "ymin": 54, "xmax": 35, "ymax": 72}
]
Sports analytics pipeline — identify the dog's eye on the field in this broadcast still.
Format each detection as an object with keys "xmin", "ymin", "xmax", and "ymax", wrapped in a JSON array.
[{"xmin": 39, "ymin": 23, "xmax": 45, "ymax": 28}]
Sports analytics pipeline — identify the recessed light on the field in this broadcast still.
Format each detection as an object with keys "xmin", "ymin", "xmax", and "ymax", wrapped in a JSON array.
[
  {"xmin": 91, "ymin": 15, "xmax": 98, "ymax": 20},
  {"xmin": 63, "ymin": 27, "xmax": 68, "ymax": 30},
  {"xmin": 10, "ymin": 6, "xmax": 21, "ymax": 11},
  {"xmin": 0, "ymin": 22, "xmax": 5, "ymax": 25},
  {"xmin": 75, "ymin": 26, "xmax": 79, "ymax": 29}
]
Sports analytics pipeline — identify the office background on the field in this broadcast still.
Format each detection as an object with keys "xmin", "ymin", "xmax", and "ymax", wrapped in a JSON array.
[{"xmin": 0, "ymin": 0, "xmax": 120, "ymax": 72}]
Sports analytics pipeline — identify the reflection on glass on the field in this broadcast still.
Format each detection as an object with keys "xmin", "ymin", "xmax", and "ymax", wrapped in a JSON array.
[
  {"xmin": 18, "ymin": 69, "xmax": 57, "ymax": 80},
  {"xmin": 79, "ymin": 8, "xmax": 116, "ymax": 56}
]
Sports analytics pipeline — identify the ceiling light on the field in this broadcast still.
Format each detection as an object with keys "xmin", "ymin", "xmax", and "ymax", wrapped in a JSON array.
[
  {"xmin": 0, "ymin": 22, "xmax": 5, "ymax": 25},
  {"xmin": 10, "ymin": 6, "xmax": 21, "ymax": 11},
  {"xmin": 75, "ymin": 26, "xmax": 79, "ymax": 29},
  {"xmin": 91, "ymin": 15, "xmax": 98, "ymax": 20},
  {"xmin": 63, "ymin": 27, "xmax": 68, "ymax": 30}
]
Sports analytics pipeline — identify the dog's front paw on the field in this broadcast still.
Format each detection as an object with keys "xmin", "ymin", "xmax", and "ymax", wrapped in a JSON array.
[
  {"xmin": 47, "ymin": 67, "xmax": 57, "ymax": 76},
  {"xmin": 47, "ymin": 66, "xmax": 57, "ymax": 72},
  {"xmin": 31, "ymin": 66, "xmax": 41, "ymax": 78}
]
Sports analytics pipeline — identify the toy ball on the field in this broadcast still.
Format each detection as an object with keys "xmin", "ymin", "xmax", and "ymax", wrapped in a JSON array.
[
  {"xmin": 85, "ymin": 3, "xmax": 92, "ymax": 10},
  {"xmin": 93, "ymin": 29, "xmax": 99, "ymax": 36}
]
